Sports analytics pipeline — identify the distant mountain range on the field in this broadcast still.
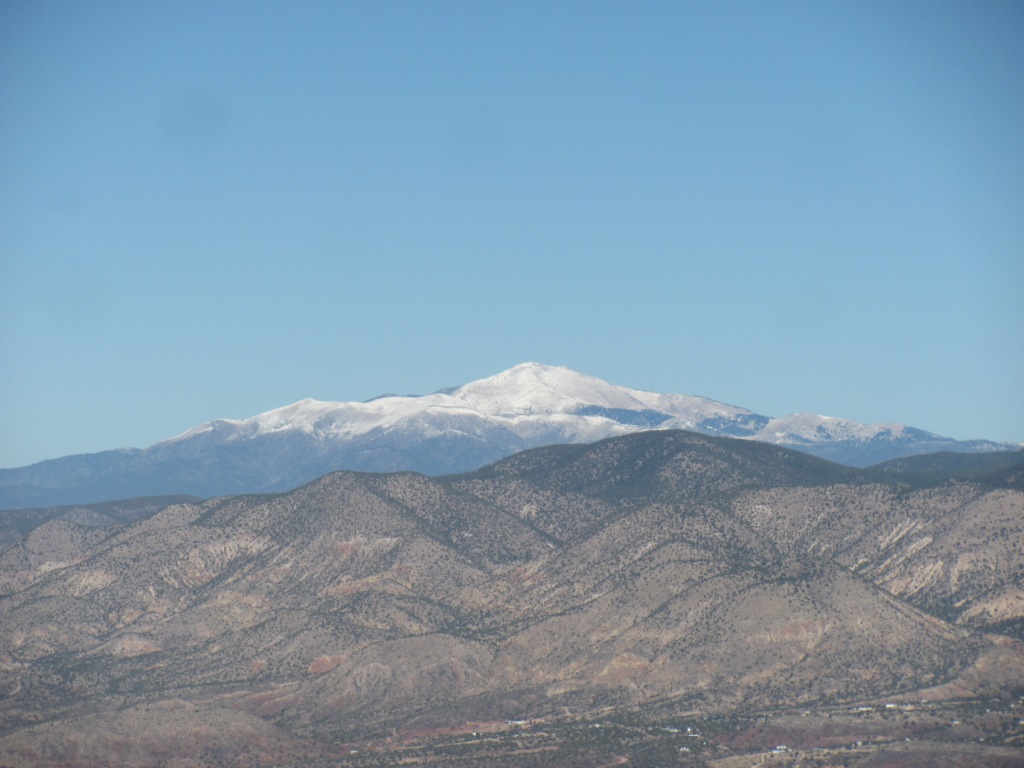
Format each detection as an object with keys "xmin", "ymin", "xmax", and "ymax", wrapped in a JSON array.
[{"xmin": 1, "ymin": 362, "xmax": 1017, "ymax": 509}]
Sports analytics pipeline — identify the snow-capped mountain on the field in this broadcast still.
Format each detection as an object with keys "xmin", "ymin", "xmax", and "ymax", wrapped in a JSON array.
[
  {"xmin": 158, "ymin": 363, "xmax": 754, "ymax": 450},
  {"xmin": 0, "ymin": 363, "xmax": 1016, "ymax": 509}
]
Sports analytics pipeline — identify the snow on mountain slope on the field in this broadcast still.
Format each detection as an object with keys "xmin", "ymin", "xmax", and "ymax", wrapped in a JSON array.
[
  {"xmin": 162, "ymin": 395, "xmax": 476, "ymax": 445},
  {"xmin": 160, "ymin": 363, "xmax": 758, "ymax": 448},
  {"xmin": 754, "ymin": 413, "xmax": 916, "ymax": 445}
]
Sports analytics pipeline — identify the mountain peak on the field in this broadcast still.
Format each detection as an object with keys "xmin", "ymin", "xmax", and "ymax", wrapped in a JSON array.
[
  {"xmin": 452, "ymin": 362, "xmax": 650, "ymax": 416},
  {"xmin": 469, "ymin": 361, "xmax": 587, "ymax": 386}
]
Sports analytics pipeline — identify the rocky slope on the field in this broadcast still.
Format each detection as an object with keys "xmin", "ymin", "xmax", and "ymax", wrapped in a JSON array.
[{"xmin": 1, "ymin": 431, "xmax": 1022, "ymax": 766}]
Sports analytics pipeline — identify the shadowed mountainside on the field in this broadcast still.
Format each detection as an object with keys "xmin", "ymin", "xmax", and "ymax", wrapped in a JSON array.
[{"xmin": 868, "ymin": 448, "xmax": 1024, "ymax": 489}]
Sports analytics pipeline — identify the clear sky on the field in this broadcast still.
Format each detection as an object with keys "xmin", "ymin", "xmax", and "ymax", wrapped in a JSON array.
[{"xmin": 1, "ymin": 0, "xmax": 1022, "ymax": 468}]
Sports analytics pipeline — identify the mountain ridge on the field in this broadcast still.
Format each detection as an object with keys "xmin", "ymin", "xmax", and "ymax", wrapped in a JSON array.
[{"xmin": 1, "ymin": 362, "xmax": 1017, "ymax": 509}]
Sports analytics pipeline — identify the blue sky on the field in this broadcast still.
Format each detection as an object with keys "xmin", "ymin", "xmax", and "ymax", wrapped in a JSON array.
[{"xmin": 1, "ymin": 0, "xmax": 1022, "ymax": 468}]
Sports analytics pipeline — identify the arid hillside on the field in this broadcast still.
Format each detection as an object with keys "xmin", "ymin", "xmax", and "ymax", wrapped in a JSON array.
[{"xmin": 1, "ymin": 431, "xmax": 1022, "ymax": 767}]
